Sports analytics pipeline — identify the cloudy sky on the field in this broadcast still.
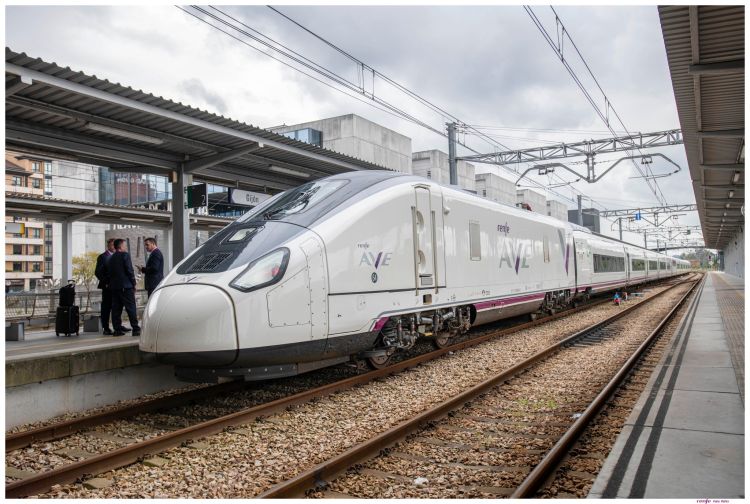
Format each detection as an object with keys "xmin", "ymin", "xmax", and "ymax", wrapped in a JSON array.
[{"xmin": 6, "ymin": 3, "xmax": 701, "ymax": 249}]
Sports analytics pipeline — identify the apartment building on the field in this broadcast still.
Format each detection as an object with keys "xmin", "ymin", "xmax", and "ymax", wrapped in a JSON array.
[{"xmin": 5, "ymin": 155, "xmax": 49, "ymax": 291}]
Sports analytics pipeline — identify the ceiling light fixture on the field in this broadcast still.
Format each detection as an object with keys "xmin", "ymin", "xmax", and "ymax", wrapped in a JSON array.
[
  {"xmin": 725, "ymin": 202, "xmax": 731, "ymax": 209},
  {"xmin": 85, "ymin": 122, "xmax": 164, "ymax": 145},
  {"xmin": 728, "ymin": 190, "xmax": 735, "ymax": 198},
  {"xmin": 269, "ymin": 165, "xmax": 310, "ymax": 178},
  {"xmin": 732, "ymin": 171, "xmax": 741, "ymax": 183}
]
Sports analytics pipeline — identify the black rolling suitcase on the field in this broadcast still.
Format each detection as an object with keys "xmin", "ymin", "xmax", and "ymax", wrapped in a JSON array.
[
  {"xmin": 56, "ymin": 306, "xmax": 80, "ymax": 337},
  {"xmin": 56, "ymin": 283, "xmax": 79, "ymax": 336},
  {"xmin": 59, "ymin": 283, "xmax": 76, "ymax": 307}
]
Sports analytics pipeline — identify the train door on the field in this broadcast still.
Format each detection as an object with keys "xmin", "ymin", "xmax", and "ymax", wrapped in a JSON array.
[
  {"xmin": 575, "ymin": 238, "xmax": 592, "ymax": 291},
  {"xmin": 626, "ymin": 252, "xmax": 631, "ymax": 285},
  {"xmin": 412, "ymin": 185, "xmax": 444, "ymax": 294}
]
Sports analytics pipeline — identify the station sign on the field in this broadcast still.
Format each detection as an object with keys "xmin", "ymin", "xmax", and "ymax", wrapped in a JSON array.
[
  {"xmin": 228, "ymin": 188, "xmax": 272, "ymax": 207},
  {"xmin": 185, "ymin": 183, "xmax": 207, "ymax": 209}
]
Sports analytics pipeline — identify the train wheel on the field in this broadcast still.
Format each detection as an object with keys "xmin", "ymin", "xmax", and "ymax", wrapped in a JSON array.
[
  {"xmin": 433, "ymin": 334, "xmax": 452, "ymax": 349},
  {"xmin": 366, "ymin": 354, "xmax": 391, "ymax": 370}
]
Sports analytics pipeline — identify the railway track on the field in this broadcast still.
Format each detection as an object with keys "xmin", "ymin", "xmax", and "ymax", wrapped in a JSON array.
[
  {"xmin": 5, "ymin": 275, "xmax": 693, "ymax": 498},
  {"xmin": 258, "ymin": 274, "xmax": 701, "ymax": 498}
]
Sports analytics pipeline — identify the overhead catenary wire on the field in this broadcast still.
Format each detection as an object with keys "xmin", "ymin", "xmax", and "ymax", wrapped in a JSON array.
[
  {"xmin": 523, "ymin": 5, "xmax": 668, "ymax": 206},
  {"xmin": 260, "ymin": 5, "xmax": 607, "ymax": 207},
  {"xmin": 178, "ymin": 6, "xmax": 637, "ymax": 218},
  {"xmin": 176, "ymin": 6, "xmax": 444, "ymax": 137}
]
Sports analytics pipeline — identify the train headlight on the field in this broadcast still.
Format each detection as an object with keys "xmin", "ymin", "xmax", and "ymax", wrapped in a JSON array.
[{"xmin": 230, "ymin": 248, "xmax": 290, "ymax": 292}]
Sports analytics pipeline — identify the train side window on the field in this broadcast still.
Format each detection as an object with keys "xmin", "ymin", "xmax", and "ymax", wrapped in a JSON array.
[
  {"xmin": 543, "ymin": 236, "xmax": 550, "ymax": 263},
  {"xmin": 469, "ymin": 221, "xmax": 481, "ymax": 261}
]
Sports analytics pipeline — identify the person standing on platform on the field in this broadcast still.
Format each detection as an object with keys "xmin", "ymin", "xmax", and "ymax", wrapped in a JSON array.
[
  {"xmin": 140, "ymin": 237, "xmax": 164, "ymax": 298},
  {"xmin": 109, "ymin": 238, "xmax": 141, "ymax": 337},
  {"xmin": 94, "ymin": 238, "xmax": 116, "ymax": 335}
]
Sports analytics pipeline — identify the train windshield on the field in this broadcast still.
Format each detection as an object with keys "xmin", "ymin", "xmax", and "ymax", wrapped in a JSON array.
[
  {"xmin": 236, "ymin": 192, "xmax": 285, "ymax": 223},
  {"xmin": 256, "ymin": 179, "xmax": 348, "ymax": 221}
]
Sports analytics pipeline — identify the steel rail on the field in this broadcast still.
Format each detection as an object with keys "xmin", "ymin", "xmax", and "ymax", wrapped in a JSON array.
[
  {"xmin": 5, "ymin": 381, "xmax": 247, "ymax": 452},
  {"xmin": 5, "ymin": 294, "xmax": 611, "ymax": 453},
  {"xmin": 511, "ymin": 274, "xmax": 703, "ymax": 497},
  {"xmin": 257, "ymin": 275, "xmax": 697, "ymax": 498},
  {"xmin": 3, "ymin": 293, "xmax": 610, "ymax": 498},
  {"xmin": 5, "ymin": 276, "xmax": 687, "ymax": 498}
]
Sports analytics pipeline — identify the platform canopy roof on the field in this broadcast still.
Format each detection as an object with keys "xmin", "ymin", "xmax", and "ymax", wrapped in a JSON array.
[
  {"xmin": 659, "ymin": 6, "xmax": 744, "ymax": 250},
  {"xmin": 5, "ymin": 192, "xmax": 233, "ymax": 232},
  {"xmin": 5, "ymin": 48, "xmax": 387, "ymax": 194}
]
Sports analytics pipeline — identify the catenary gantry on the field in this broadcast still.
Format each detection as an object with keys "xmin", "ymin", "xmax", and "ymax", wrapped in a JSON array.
[
  {"xmin": 659, "ymin": 6, "xmax": 745, "ymax": 250},
  {"xmin": 5, "ymin": 47, "xmax": 387, "ymax": 275}
]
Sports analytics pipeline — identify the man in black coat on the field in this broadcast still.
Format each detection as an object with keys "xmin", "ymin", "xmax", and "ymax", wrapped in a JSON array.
[
  {"xmin": 109, "ymin": 238, "xmax": 141, "ymax": 337},
  {"xmin": 94, "ymin": 238, "xmax": 115, "ymax": 335},
  {"xmin": 140, "ymin": 237, "xmax": 164, "ymax": 298}
]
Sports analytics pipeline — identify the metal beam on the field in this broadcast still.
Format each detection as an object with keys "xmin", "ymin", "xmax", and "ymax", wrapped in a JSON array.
[
  {"xmin": 457, "ymin": 129, "xmax": 683, "ymax": 165},
  {"xmin": 688, "ymin": 59, "xmax": 744, "ymax": 75},
  {"xmin": 7, "ymin": 120, "xmax": 180, "ymax": 170},
  {"xmin": 697, "ymin": 129, "xmax": 744, "ymax": 139},
  {"xmin": 8, "ymin": 95, "xmax": 341, "ymax": 181},
  {"xmin": 241, "ymin": 152, "xmax": 334, "ymax": 178},
  {"xmin": 6, "ymin": 95, "xmax": 224, "ymax": 153},
  {"xmin": 65, "ymin": 210, "xmax": 100, "ymax": 223},
  {"xmin": 597, "ymin": 204, "xmax": 698, "ymax": 218},
  {"xmin": 183, "ymin": 145, "xmax": 261, "ymax": 173},
  {"xmin": 5, "ymin": 75, "xmax": 33, "ymax": 97},
  {"xmin": 6, "ymin": 62, "xmax": 369, "ymax": 173},
  {"xmin": 701, "ymin": 163, "xmax": 744, "ymax": 171},
  {"xmin": 700, "ymin": 184, "xmax": 743, "ymax": 190}
]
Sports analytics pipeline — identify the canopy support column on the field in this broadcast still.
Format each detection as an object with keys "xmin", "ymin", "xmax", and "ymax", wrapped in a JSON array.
[{"xmin": 171, "ymin": 165, "xmax": 192, "ymax": 264}]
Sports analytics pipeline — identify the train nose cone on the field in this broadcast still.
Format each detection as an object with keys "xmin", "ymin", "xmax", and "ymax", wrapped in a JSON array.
[{"xmin": 140, "ymin": 284, "xmax": 238, "ymax": 366}]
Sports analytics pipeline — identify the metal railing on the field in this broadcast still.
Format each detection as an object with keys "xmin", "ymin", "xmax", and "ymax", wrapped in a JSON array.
[{"xmin": 5, "ymin": 289, "xmax": 149, "ymax": 323}]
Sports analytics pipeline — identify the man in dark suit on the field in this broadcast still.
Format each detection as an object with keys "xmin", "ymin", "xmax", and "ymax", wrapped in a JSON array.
[
  {"xmin": 140, "ymin": 237, "xmax": 164, "ymax": 298},
  {"xmin": 94, "ymin": 238, "xmax": 115, "ymax": 335},
  {"xmin": 109, "ymin": 238, "xmax": 141, "ymax": 337}
]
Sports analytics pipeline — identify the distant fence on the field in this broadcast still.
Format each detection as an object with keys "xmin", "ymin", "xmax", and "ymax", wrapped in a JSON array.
[{"xmin": 5, "ymin": 288, "xmax": 148, "ymax": 324}]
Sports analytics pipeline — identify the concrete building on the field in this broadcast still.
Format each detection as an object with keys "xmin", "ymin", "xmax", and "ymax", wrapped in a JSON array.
[
  {"xmin": 412, "ymin": 150, "xmax": 475, "ymax": 191},
  {"xmin": 569, "ymin": 207, "xmax": 602, "ymax": 233},
  {"xmin": 546, "ymin": 199, "xmax": 568, "ymax": 222},
  {"xmin": 516, "ymin": 189, "xmax": 546, "ymax": 215},
  {"xmin": 475, "ymin": 172, "xmax": 517, "ymax": 206},
  {"xmin": 273, "ymin": 114, "xmax": 412, "ymax": 173}
]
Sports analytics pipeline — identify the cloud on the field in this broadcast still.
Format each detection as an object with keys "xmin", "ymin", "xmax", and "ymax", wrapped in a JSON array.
[
  {"xmin": 178, "ymin": 79, "xmax": 229, "ymax": 116},
  {"xmin": 6, "ymin": 4, "xmax": 698, "ymax": 241}
]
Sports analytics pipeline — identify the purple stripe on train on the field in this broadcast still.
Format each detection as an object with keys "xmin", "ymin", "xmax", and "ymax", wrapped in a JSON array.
[
  {"xmin": 475, "ymin": 292, "xmax": 546, "ymax": 311},
  {"xmin": 372, "ymin": 316, "xmax": 390, "ymax": 332}
]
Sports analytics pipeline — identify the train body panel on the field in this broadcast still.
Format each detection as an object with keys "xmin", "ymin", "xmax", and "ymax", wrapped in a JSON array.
[{"xmin": 139, "ymin": 170, "xmax": 690, "ymax": 382}]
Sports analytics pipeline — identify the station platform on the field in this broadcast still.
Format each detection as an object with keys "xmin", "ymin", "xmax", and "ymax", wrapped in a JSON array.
[
  {"xmin": 6, "ymin": 328, "xmax": 142, "ymax": 387},
  {"xmin": 590, "ymin": 272, "xmax": 745, "ymax": 499},
  {"xmin": 5, "ymin": 326, "xmax": 185, "ymax": 429}
]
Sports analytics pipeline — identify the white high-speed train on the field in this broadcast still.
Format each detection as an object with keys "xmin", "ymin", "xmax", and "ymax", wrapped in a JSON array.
[{"xmin": 140, "ymin": 171, "xmax": 690, "ymax": 382}]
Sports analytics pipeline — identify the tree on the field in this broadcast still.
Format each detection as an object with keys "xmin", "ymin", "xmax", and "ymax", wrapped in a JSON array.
[{"xmin": 73, "ymin": 251, "xmax": 100, "ymax": 311}]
